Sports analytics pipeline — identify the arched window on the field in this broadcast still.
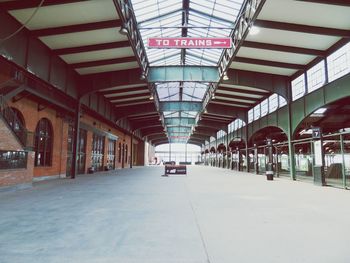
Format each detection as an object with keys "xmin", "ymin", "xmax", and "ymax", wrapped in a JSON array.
[
  {"xmin": 8, "ymin": 107, "xmax": 25, "ymax": 132},
  {"xmin": 118, "ymin": 143, "xmax": 121, "ymax": 162},
  {"xmin": 34, "ymin": 118, "xmax": 53, "ymax": 167}
]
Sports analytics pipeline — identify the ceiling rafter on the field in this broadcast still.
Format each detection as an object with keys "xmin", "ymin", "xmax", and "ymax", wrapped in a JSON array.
[
  {"xmin": 212, "ymin": 98, "xmax": 253, "ymax": 107},
  {"xmin": 31, "ymin": 20, "xmax": 122, "ymax": 37},
  {"xmin": 101, "ymin": 87, "xmax": 149, "ymax": 96},
  {"xmin": 217, "ymin": 86, "xmax": 268, "ymax": 96},
  {"xmin": 0, "ymin": 0, "xmax": 86, "ymax": 10},
  {"xmin": 255, "ymin": 19, "xmax": 350, "ymax": 38},
  {"xmin": 71, "ymin": 56, "xmax": 136, "ymax": 69},
  {"xmin": 234, "ymin": 56, "xmax": 305, "ymax": 69},
  {"xmin": 242, "ymin": 41, "xmax": 326, "ymax": 56},
  {"xmin": 114, "ymin": 100, "xmax": 153, "ymax": 108},
  {"xmin": 108, "ymin": 92, "xmax": 150, "ymax": 102},
  {"xmin": 53, "ymin": 41, "xmax": 131, "ymax": 55}
]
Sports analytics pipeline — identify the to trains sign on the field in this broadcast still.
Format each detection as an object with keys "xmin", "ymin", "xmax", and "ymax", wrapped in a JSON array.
[{"xmin": 148, "ymin": 37, "xmax": 231, "ymax": 49}]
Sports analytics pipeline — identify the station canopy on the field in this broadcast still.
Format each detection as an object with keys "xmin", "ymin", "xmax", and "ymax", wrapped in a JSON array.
[{"xmin": 131, "ymin": 0, "xmax": 245, "ymax": 143}]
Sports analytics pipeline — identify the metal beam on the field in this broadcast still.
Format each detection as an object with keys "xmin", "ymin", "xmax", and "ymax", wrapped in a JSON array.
[
  {"xmin": 115, "ymin": 103, "xmax": 156, "ymax": 118},
  {"xmin": 71, "ymin": 57, "xmax": 136, "ymax": 69},
  {"xmin": 217, "ymin": 86, "xmax": 268, "ymax": 97},
  {"xmin": 192, "ymin": 130, "xmax": 216, "ymax": 137},
  {"xmin": 0, "ymin": 0, "xmax": 86, "ymax": 10},
  {"xmin": 147, "ymin": 133, "xmax": 167, "ymax": 141},
  {"xmin": 31, "ymin": 20, "xmax": 122, "ymax": 37},
  {"xmin": 1, "ymin": 84, "xmax": 25, "ymax": 101},
  {"xmin": 255, "ymin": 19, "xmax": 350, "ymax": 38},
  {"xmin": 100, "ymin": 86, "xmax": 149, "ymax": 96},
  {"xmin": 181, "ymin": 0, "xmax": 190, "ymax": 65},
  {"xmin": 80, "ymin": 68, "xmax": 146, "ymax": 95},
  {"xmin": 212, "ymin": 98, "xmax": 254, "ymax": 107},
  {"xmin": 53, "ymin": 41, "xmax": 131, "ymax": 55},
  {"xmin": 164, "ymin": 117, "xmax": 196, "ymax": 126},
  {"xmin": 234, "ymin": 56, "xmax": 305, "ymax": 70},
  {"xmin": 139, "ymin": 126, "xmax": 164, "ymax": 134},
  {"xmin": 207, "ymin": 104, "xmax": 247, "ymax": 121},
  {"xmin": 113, "ymin": 100, "xmax": 152, "ymax": 108},
  {"xmin": 167, "ymin": 126, "xmax": 192, "ymax": 133},
  {"xmin": 132, "ymin": 119, "xmax": 161, "ymax": 129},
  {"xmin": 197, "ymin": 119, "xmax": 228, "ymax": 130},
  {"xmin": 242, "ymin": 41, "xmax": 326, "ymax": 56},
  {"xmin": 223, "ymin": 68, "xmax": 289, "ymax": 99},
  {"xmin": 148, "ymin": 66, "xmax": 219, "ymax": 82},
  {"xmin": 160, "ymin": 101, "xmax": 202, "ymax": 111},
  {"xmin": 107, "ymin": 92, "xmax": 150, "ymax": 102}
]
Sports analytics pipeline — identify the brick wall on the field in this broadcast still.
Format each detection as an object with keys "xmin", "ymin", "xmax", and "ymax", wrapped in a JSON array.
[
  {"xmin": 9, "ymin": 98, "xmax": 68, "ymax": 178},
  {"xmin": 0, "ymin": 118, "xmax": 34, "ymax": 187},
  {"xmin": 0, "ymin": 96, "xmax": 145, "ymax": 187}
]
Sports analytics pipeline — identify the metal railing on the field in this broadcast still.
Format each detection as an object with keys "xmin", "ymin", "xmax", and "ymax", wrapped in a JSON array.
[{"xmin": 0, "ymin": 95, "xmax": 33, "ymax": 149}]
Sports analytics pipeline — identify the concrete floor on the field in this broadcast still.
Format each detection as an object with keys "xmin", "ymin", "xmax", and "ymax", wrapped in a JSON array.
[{"xmin": 0, "ymin": 166, "xmax": 349, "ymax": 263}]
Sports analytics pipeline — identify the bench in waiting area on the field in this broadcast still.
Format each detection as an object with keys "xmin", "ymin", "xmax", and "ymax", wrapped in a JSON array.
[{"xmin": 164, "ymin": 165, "xmax": 187, "ymax": 176}]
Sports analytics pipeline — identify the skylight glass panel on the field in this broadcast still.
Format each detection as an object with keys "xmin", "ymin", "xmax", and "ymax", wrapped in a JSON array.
[
  {"xmin": 131, "ymin": 0, "xmax": 244, "ymax": 66},
  {"xmin": 163, "ymin": 111, "xmax": 180, "ymax": 118},
  {"xmin": 181, "ymin": 111, "xmax": 198, "ymax": 118}
]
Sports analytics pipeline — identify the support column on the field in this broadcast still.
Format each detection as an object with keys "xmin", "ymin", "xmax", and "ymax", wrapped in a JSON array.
[
  {"xmin": 226, "ymin": 134, "xmax": 229, "ymax": 169},
  {"xmin": 130, "ymin": 132, "xmax": 133, "ymax": 168},
  {"xmin": 237, "ymin": 147, "xmax": 241, "ymax": 171},
  {"xmin": 312, "ymin": 127, "xmax": 326, "ymax": 186},
  {"xmin": 245, "ymin": 125, "xmax": 249, "ymax": 172},
  {"xmin": 340, "ymin": 134, "xmax": 347, "ymax": 189},
  {"xmin": 71, "ymin": 100, "xmax": 81, "ymax": 179},
  {"xmin": 266, "ymin": 138, "xmax": 274, "ymax": 180},
  {"xmin": 254, "ymin": 144, "xmax": 259, "ymax": 174},
  {"xmin": 215, "ymin": 136, "xmax": 218, "ymax": 167},
  {"xmin": 287, "ymin": 100, "xmax": 296, "ymax": 180}
]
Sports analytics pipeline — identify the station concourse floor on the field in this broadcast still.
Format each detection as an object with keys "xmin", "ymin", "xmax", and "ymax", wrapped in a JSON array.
[{"xmin": 0, "ymin": 166, "xmax": 349, "ymax": 263}]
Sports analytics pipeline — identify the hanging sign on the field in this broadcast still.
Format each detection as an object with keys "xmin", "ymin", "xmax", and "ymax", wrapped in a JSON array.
[{"xmin": 148, "ymin": 37, "xmax": 232, "ymax": 49}]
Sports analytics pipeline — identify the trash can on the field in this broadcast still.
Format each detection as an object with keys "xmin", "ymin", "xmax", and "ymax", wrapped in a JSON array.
[{"xmin": 266, "ymin": 162, "xmax": 274, "ymax": 180}]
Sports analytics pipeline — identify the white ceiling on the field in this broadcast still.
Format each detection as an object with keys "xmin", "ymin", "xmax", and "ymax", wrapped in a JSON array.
[
  {"xmin": 259, "ymin": 0, "xmax": 350, "ymax": 30},
  {"xmin": 40, "ymin": 28, "xmax": 127, "ymax": 50},
  {"xmin": 237, "ymin": 46, "xmax": 315, "ymax": 65},
  {"xmin": 245, "ymin": 27, "xmax": 340, "ymax": 51},
  {"xmin": 76, "ymin": 61, "xmax": 139, "ymax": 75},
  {"xmin": 230, "ymin": 61, "xmax": 297, "ymax": 76},
  {"xmin": 60, "ymin": 47, "xmax": 135, "ymax": 64},
  {"xmin": 9, "ymin": 0, "xmax": 118, "ymax": 30}
]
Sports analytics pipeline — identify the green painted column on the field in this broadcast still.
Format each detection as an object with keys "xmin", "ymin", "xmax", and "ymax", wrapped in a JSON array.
[
  {"xmin": 245, "ymin": 126, "xmax": 249, "ymax": 173},
  {"xmin": 287, "ymin": 101, "xmax": 296, "ymax": 180},
  {"xmin": 340, "ymin": 134, "xmax": 347, "ymax": 189}
]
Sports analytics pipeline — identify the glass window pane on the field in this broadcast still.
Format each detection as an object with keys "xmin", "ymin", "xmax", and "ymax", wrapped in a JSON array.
[
  {"xmin": 269, "ymin": 94, "xmax": 278, "ymax": 113},
  {"xmin": 327, "ymin": 42, "xmax": 350, "ymax": 82},
  {"xmin": 248, "ymin": 109, "xmax": 253, "ymax": 123},
  {"xmin": 307, "ymin": 60, "xmax": 326, "ymax": 93},
  {"xmin": 292, "ymin": 74, "xmax": 306, "ymax": 101}
]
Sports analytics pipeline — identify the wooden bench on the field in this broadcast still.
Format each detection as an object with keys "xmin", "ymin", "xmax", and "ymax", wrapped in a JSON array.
[{"xmin": 164, "ymin": 165, "xmax": 187, "ymax": 176}]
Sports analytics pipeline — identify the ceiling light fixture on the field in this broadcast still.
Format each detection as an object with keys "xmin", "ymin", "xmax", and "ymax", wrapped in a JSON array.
[
  {"xmin": 249, "ymin": 26, "xmax": 260, "ymax": 35},
  {"xmin": 212, "ymin": 93, "xmax": 216, "ymax": 99},
  {"xmin": 223, "ymin": 72, "xmax": 229, "ymax": 80},
  {"xmin": 149, "ymin": 94, "xmax": 154, "ymax": 100},
  {"xmin": 140, "ymin": 72, "xmax": 146, "ymax": 80},
  {"xmin": 119, "ymin": 24, "xmax": 128, "ymax": 35}
]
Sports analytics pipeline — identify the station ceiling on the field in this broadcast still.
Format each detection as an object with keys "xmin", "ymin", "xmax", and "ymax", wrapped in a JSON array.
[{"xmin": 1, "ymin": 0, "xmax": 349, "ymax": 146}]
